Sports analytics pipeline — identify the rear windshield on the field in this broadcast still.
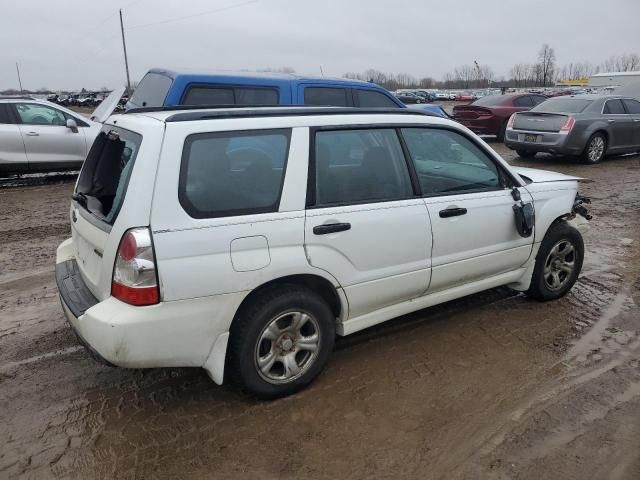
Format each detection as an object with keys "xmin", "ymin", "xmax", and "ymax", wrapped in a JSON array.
[
  {"xmin": 129, "ymin": 72, "xmax": 172, "ymax": 108},
  {"xmin": 179, "ymin": 129, "xmax": 290, "ymax": 218},
  {"xmin": 472, "ymin": 95, "xmax": 505, "ymax": 106},
  {"xmin": 75, "ymin": 127, "xmax": 142, "ymax": 225},
  {"xmin": 532, "ymin": 98, "xmax": 592, "ymax": 113}
]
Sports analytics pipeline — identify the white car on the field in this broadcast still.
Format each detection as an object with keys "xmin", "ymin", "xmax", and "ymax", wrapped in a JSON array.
[
  {"xmin": 56, "ymin": 106, "xmax": 590, "ymax": 398},
  {"xmin": 0, "ymin": 89, "xmax": 123, "ymax": 174}
]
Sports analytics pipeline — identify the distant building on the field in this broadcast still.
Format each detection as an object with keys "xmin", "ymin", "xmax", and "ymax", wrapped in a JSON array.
[
  {"xmin": 556, "ymin": 78, "xmax": 589, "ymax": 87},
  {"xmin": 589, "ymin": 71, "xmax": 640, "ymax": 87}
]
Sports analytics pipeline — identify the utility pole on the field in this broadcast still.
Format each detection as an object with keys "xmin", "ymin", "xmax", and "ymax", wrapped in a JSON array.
[
  {"xmin": 119, "ymin": 9, "xmax": 132, "ymax": 97},
  {"xmin": 15, "ymin": 62, "xmax": 23, "ymax": 93}
]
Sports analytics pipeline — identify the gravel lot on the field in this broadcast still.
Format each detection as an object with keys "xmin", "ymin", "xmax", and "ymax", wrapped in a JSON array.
[{"xmin": 1, "ymin": 140, "xmax": 639, "ymax": 479}]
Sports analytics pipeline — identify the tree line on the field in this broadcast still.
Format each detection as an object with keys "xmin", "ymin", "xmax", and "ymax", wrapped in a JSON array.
[{"xmin": 345, "ymin": 46, "xmax": 640, "ymax": 90}]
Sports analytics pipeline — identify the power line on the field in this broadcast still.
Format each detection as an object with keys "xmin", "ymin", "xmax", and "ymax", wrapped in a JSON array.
[{"xmin": 126, "ymin": 0, "xmax": 262, "ymax": 30}]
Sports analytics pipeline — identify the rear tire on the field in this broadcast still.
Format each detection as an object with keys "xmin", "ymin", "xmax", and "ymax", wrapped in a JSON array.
[
  {"xmin": 516, "ymin": 149, "xmax": 536, "ymax": 158},
  {"xmin": 581, "ymin": 132, "xmax": 607, "ymax": 164},
  {"xmin": 526, "ymin": 223, "xmax": 584, "ymax": 301},
  {"xmin": 228, "ymin": 285, "xmax": 335, "ymax": 399}
]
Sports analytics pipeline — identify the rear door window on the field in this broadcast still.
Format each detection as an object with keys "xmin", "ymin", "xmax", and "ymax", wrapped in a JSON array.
[
  {"xmin": 179, "ymin": 129, "xmax": 290, "ymax": 218},
  {"xmin": 622, "ymin": 99, "xmax": 640, "ymax": 114},
  {"xmin": 75, "ymin": 127, "xmax": 142, "ymax": 225},
  {"xmin": 313, "ymin": 129, "xmax": 413, "ymax": 206},
  {"xmin": 354, "ymin": 90, "xmax": 399, "ymax": 108},
  {"xmin": 513, "ymin": 96, "xmax": 534, "ymax": 107},
  {"xmin": 129, "ymin": 72, "xmax": 173, "ymax": 108},
  {"xmin": 304, "ymin": 87, "xmax": 350, "ymax": 106},
  {"xmin": 530, "ymin": 95, "xmax": 547, "ymax": 105},
  {"xmin": 182, "ymin": 86, "xmax": 279, "ymax": 106},
  {"xmin": 603, "ymin": 99, "xmax": 626, "ymax": 114}
]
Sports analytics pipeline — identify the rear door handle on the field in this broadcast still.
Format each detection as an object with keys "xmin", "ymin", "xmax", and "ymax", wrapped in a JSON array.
[
  {"xmin": 313, "ymin": 222, "xmax": 351, "ymax": 235},
  {"xmin": 25, "ymin": 132, "xmax": 40, "ymax": 136},
  {"xmin": 608, "ymin": 119, "xmax": 615, "ymax": 123},
  {"xmin": 439, "ymin": 207, "xmax": 467, "ymax": 218}
]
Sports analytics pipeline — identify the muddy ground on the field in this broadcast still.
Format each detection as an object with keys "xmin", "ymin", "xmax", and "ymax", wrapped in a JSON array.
[{"xmin": 1, "ymin": 143, "xmax": 639, "ymax": 480}]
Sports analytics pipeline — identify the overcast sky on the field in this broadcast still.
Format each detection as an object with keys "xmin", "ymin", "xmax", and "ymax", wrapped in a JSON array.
[{"xmin": 2, "ymin": 0, "xmax": 639, "ymax": 91}]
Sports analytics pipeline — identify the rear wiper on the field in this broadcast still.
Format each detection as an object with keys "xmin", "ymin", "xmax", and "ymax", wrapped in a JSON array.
[{"xmin": 71, "ymin": 192, "xmax": 88, "ymax": 207}]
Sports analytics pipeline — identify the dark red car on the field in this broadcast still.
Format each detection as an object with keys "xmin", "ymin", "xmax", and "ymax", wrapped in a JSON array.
[{"xmin": 453, "ymin": 93, "xmax": 547, "ymax": 140}]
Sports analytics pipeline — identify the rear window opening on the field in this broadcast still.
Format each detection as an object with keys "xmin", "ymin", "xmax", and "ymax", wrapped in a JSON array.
[{"xmin": 74, "ymin": 127, "xmax": 142, "ymax": 225}]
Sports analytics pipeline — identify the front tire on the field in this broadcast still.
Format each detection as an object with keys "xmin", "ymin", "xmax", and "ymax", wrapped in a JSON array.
[
  {"xmin": 582, "ymin": 132, "xmax": 606, "ymax": 164},
  {"xmin": 228, "ymin": 286, "xmax": 336, "ymax": 398},
  {"xmin": 526, "ymin": 223, "xmax": 584, "ymax": 301}
]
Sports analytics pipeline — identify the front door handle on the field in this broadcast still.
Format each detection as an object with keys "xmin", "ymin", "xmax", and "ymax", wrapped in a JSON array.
[
  {"xmin": 608, "ymin": 119, "xmax": 615, "ymax": 123},
  {"xmin": 439, "ymin": 207, "xmax": 467, "ymax": 218},
  {"xmin": 313, "ymin": 222, "xmax": 351, "ymax": 235},
  {"xmin": 25, "ymin": 131, "xmax": 40, "ymax": 136}
]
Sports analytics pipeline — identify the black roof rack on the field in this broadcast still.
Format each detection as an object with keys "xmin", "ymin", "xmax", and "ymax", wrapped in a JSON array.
[{"xmin": 126, "ymin": 105, "xmax": 437, "ymax": 123}]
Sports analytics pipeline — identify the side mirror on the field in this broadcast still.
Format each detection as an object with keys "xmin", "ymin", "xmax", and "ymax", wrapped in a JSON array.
[{"xmin": 66, "ymin": 118, "xmax": 78, "ymax": 133}]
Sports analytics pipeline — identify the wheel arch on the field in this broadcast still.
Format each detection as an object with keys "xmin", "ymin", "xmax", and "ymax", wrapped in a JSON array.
[{"xmin": 231, "ymin": 274, "xmax": 344, "ymax": 330}]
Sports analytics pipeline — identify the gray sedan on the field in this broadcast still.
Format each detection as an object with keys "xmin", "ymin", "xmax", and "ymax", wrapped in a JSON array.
[{"xmin": 504, "ymin": 95, "xmax": 640, "ymax": 164}]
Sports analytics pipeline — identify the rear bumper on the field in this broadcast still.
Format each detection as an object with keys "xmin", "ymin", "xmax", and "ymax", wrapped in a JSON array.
[
  {"xmin": 504, "ymin": 129, "xmax": 584, "ymax": 155},
  {"xmin": 55, "ymin": 247, "xmax": 247, "ymax": 384}
]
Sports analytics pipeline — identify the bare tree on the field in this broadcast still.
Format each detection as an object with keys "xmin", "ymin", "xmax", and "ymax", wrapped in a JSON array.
[{"xmin": 537, "ymin": 44, "xmax": 556, "ymax": 86}]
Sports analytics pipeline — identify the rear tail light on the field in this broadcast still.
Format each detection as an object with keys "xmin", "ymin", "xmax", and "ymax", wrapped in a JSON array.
[
  {"xmin": 560, "ymin": 116, "xmax": 576, "ymax": 132},
  {"xmin": 112, "ymin": 227, "xmax": 159, "ymax": 306},
  {"xmin": 507, "ymin": 113, "xmax": 517, "ymax": 129}
]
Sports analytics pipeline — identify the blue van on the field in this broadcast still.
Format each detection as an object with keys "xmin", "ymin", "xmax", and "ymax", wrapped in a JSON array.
[{"xmin": 126, "ymin": 69, "xmax": 404, "ymax": 110}]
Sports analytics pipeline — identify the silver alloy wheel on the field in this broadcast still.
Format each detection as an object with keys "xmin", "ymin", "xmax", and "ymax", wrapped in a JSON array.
[
  {"xmin": 588, "ymin": 136, "xmax": 605, "ymax": 162},
  {"xmin": 255, "ymin": 310, "xmax": 321, "ymax": 384},
  {"xmin": 543, "ymin": 240, "xmax": 576, "ymax": 291}
]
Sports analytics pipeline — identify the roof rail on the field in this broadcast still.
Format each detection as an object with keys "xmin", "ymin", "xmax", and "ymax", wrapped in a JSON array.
[
  {"xmin": 125, "ymin": 103, "xmax": 284, "ymax": 114},
  {"xmin": 0, "ymin": 96, "xmax": 35, "ymax": 100},
  {"xmin": 143, "ymin": 106, "xmax": 435, "ymax": 123}
]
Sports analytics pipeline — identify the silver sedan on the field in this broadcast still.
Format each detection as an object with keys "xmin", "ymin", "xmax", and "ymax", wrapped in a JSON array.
[{"xmin": 504, "ymin": 95, "xmax": 640, "ymax": 164}]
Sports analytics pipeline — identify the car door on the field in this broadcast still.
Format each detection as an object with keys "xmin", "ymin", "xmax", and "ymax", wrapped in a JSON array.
[
  {"xmin": 0, "ymin": 102, "xmax": 28, "ymax": 172},
  {"xmin": 304, "ymin": 127, "xmax": 432, "ymax": 319},
  {"xmin": 400, "ymin": 127, "xmax": 534, "ymax": 292},
  {"xmin": 603, "ymin": 99, "xmax": 634, "ymax": 149},
  {"xmin": 622, "ymin": 98, "xmax": 640, "ymax": 147},
  {"xmin": 12, "ymin": 102, "xmax": 88, "ymax": 169}
]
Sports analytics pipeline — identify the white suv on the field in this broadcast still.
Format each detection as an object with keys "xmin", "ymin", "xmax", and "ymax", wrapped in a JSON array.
[{"xmin": 56, "ymin": 107, "xmax": 590, "ymax": 398}]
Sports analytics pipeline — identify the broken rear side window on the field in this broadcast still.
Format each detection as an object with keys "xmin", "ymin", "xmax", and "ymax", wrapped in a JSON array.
[{"xmin": 75, "ymin": 127, "xmax": 142, "ymax": 225}]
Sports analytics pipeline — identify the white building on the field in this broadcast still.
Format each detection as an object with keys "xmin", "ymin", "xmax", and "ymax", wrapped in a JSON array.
[{"xmin": 589, "ymin": 71, "xmax": 640, "ymax": 87}]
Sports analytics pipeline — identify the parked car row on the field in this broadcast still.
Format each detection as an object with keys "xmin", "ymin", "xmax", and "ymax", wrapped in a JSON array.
[{"xmin": 47, "ymin": 93, "xmax": 105, "ymax": 108}]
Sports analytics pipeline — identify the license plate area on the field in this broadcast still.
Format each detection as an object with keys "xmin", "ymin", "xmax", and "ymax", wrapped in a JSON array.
[{"xmin": 524, "ymin": 134, "xmax": 539, "ymax": 142}]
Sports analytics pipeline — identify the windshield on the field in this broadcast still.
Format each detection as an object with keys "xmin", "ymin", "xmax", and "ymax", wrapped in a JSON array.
[
  {"xmin": 532, "ymin": 98, "xmax": 593, "ymax": 113},
  {"xmin": 472, "ymin": 95, "xmax": 504, "ymax": 106},
  {"xmin": 75, "ymin": 126, "xmax": 142, "ymax": 225}
]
